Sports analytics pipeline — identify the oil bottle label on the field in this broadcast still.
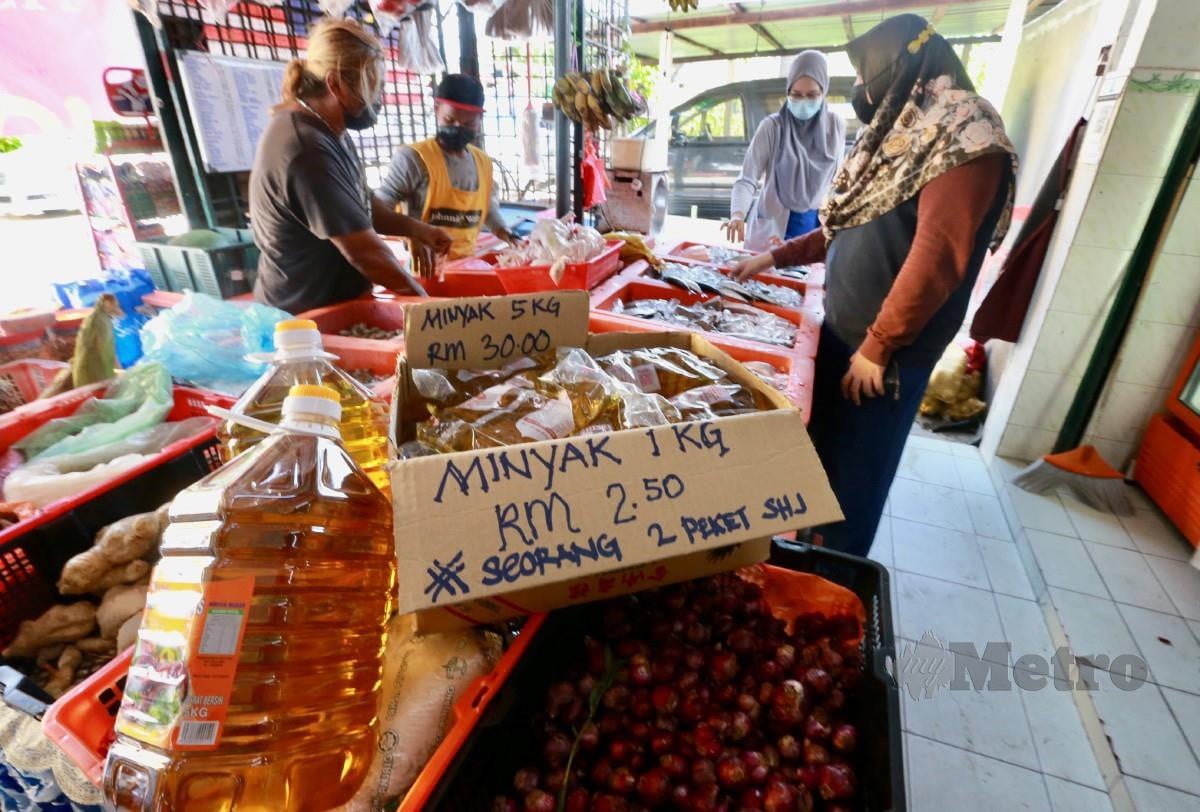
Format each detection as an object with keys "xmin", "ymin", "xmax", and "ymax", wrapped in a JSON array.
[{"xmin": 116, "ymin": 573, "xmax": 255, "ymax": 752}]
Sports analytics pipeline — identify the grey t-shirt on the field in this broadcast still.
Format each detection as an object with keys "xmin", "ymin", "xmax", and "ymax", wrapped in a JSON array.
[
  {"xmin": 249, "ymin": 111, "xmax": 373, "ymax": 314},
  {"xmin": 375, "ymin": 143, "xmax": 508, "ymax": 235}
]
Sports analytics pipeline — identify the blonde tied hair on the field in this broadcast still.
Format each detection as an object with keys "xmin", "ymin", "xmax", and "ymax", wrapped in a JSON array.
[{"xmin": 276, "ymin": 19, "xmax": 384, "ymax": 112}]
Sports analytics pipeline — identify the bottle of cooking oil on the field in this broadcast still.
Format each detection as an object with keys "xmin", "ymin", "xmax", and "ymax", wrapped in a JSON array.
[
  {"xmin": 218, "ymin": 319, "xmax": 391, "ymax": 491},
  {"xmin": 104, "ymin": 385, "xmax": 396, "ymax": 811}
]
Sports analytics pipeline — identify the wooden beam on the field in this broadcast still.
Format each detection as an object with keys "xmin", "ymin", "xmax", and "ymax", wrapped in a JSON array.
[
  {"xmin": 668, "ymin": 33, "xmax": 1001, "ymax": 64},
  {"xmin": 729, "ymin": 2, "xmax": 784, "ymax": 50},
  {"xmin": 673, "ymin": 31, "xmax": 722, "ymax": 56},
  {"xmin": 631, "ymin": 0, "xmax": 994, "ymax": 34}
]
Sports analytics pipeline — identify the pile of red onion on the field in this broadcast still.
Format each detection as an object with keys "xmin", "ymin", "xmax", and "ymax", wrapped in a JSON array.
[{"xmin": 493, "ymin": 572, "xmax": 864, "ymax": 811}]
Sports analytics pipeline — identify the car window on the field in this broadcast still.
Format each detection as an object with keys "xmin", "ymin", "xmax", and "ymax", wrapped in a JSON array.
[{"xmin": 676, "ymin": 96, "xmax": 745, "ymax": 142}]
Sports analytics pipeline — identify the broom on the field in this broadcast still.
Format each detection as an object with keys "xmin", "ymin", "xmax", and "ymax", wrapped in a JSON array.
[{"xmin": 1013, "ymin": 91, "xmax": 1200, "ymax": 516}]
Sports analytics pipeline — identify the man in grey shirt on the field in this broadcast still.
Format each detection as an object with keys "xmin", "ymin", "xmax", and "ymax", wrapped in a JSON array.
[{"xmin": 375, "ymin": 75, "xmax": 516, "ymax": 259}]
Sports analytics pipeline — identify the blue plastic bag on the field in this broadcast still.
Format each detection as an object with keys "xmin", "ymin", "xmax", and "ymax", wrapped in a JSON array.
[{"xmin": 137, "ymin": 292, "xmax": 289, "ymax": 395}]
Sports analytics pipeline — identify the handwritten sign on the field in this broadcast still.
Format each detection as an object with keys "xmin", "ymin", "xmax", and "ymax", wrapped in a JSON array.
[
  {"xmin": 176, "ymin": 51, "xmax": 286, "ymax": 174},
  {"xmin": 391, "ymin": 407, "xmax": 840, "ymax": 614},
  {"xmin": 413, "ymin": 539, "xmax": 771, "ymax": 633},
  {"xmin": 403, "ymin": 291, "xmax": 590, "ymax": 369}
]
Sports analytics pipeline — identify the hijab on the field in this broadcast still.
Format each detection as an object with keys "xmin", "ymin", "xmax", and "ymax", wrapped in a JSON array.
[
  {"xmin": 769, "ymin": 51, "xmax": 843, "ymax": 214},
  {"xmin": 819, "ymin": 14, "xmax": 1018, "ymax": 247}
]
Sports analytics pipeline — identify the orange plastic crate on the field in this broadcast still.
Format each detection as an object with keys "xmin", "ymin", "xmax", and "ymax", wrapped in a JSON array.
[
  {"xmin": 495, "ymin": 240, "xmax": 623, "ymax": 294},
  {"xmin": 322, "ymin": 335, "xmax": 401, "ymax": 401},
  {"xmin": 299, "ymin": 298, "xmax": 406, "ymax": 348}
]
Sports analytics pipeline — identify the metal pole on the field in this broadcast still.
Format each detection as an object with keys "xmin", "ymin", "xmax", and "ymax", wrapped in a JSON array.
[
  {"xmin": 554, "ymin": 0, "xmax": 572, "ymax": 217},
  {"xmin": 573, "ymin": 0, "xmax": 585, "ymax": 222},
  {"xmin": 134, "ymin": 11, "xmax": 212, "ymax": 229},
  {"xmin": 456, "ymin": 2, "xmax": 479, "ymax": 78}
]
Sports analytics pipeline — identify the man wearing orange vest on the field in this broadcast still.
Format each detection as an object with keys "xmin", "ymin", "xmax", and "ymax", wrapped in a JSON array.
[{"xmin": 376, "ymin": 74, "xmax": 516, "ymax": 261}]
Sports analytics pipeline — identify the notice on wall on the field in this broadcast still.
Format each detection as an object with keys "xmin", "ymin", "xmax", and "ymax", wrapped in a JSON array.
[{"xmin": 176, "ymin": 51, "xmax": 287, "ymax": 174}]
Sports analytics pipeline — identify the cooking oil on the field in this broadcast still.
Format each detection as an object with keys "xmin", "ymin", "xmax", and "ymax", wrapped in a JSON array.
[
  {"xmin": 104, "ymin": 385, "xmax": 396, "ymax": 811},
  {"xmin": 218, "ymin": 319, "xmax": 391, "ymax": 491}
]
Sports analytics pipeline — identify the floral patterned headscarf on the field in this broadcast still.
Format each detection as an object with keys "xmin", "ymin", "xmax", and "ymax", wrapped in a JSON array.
[{"xmin": 819, "ymin": 14, "xmax": 1018, "ymax": 247}]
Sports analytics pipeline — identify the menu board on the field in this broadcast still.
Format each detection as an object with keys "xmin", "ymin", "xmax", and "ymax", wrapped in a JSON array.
[{"xmin": 176, "ymin": 51, "xmax": 287, "ymax": 173}]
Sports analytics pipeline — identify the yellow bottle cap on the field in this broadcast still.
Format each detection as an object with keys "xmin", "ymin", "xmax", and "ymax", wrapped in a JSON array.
[
  {"xmin": 288, "ymin": 384, "xmax": 340, "ymax": 402},
  {"xmin": 275, "ymin": 319, "xmax": 319, "ymax": 332}
]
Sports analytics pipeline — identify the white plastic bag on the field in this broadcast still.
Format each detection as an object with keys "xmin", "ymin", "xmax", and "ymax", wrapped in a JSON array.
[
  {"xmin": 346, "ymin": 615, "xmax": 502, "ymax": 810},
  {"xmin": 318, "ymin": 0, "xmax": 355, "ymax": 16}
]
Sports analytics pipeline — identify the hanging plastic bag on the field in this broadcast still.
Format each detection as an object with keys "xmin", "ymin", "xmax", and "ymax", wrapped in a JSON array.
[
  {"xmin": 128, "ymin": 0, "xmax": 159, "ymax": 27},
  {"xmin": 581, "ymin": 133, "xmax": 611, "ymax": 209},
  {"xmin": 4, "ymin": 418, "xmax": 215, "ymax": 508},
  {"xmin": 137, "ymin": 292, "xmax": 289, "ymax": 395},
  {"xmin": 370, "ymin": 0, "xmax": 422, "ymax": 37},
  {"xmin": 199, "ymin": 0, "xmax": 236, "ymax": 24},
  {"xmin": 409, "ymin": 8, "xmax": 446, "ymax": 73},
  {"xmin": 13, "ymin": 363, "xmax": 173, "ymax": 462}
]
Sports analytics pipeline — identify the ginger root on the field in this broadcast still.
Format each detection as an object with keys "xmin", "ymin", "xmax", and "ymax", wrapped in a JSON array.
[
  {"xmin": 58, "ymin": 505, "xmax": 169, "ymax": 595},
  {"xmin": 44, "ymin": 646, "xmax": 83, "ymax": 698},
  {"xmin": 88, "ymin": 560, "xmax": 152, "ymax": 594},
  {"xmin": 117, "ymin": 611, "xmax": 143, "ymax": 651},
  {"xmin": 76, "ymin": 636, "xmax": 117, "ymax": 656},
  {"xmin": 98, "ymin": 583, "xmax": 149, "ymax": 640},
  {"xmin": 3, "ymin": 603, "xmax": 96, "ymax": 658}
]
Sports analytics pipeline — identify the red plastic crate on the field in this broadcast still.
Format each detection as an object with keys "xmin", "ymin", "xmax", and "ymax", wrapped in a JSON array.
[
  {"xmin": 298, "ymin": 298, "xmax": 406, "ymax": 348},
  {"xmin": 0, "ymin": 386, "xmax": 233, "ymax": 551},
  {"xmin": 41, "ymin": 647, "xmax": 133, "ymax": 787},
  {"xmin": 661, "ymin": 240, "xmax": 827, "ymax": 287},
  {"xmin": 588, "ymin": 312, "xmax": 814, "ymax": 422},
  {"xmin": 0, "ymin": 329, "xmax": 46, "ymax": 364},
  {"xmin": 495, "ymin": 240, "xmax": 623, "ymax": 294},
  {"xmin": 589, "ymin": 276, "xmax": 820, "ymax": 359},
  {"xmin": 322, "ymin": 335, "xmax": 401, "ymax": 401},
  {"xmin": 0, "ymin": 359, "xmax": 68, "ymax": 407}
]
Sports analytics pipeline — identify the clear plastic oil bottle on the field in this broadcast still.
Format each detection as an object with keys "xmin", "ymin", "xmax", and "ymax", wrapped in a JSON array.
[
  {"xmin": 218, "ymin": 319, "xmax": 392, "ymax": 491},
  {"xmin": 104, "ymin": 385, "xmax": 397, "ymax": 811}
]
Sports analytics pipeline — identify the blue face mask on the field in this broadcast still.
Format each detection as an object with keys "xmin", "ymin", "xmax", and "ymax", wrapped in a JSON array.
[{"xmin": 787, "ymin": 97, "xmax": 822, "ymax": 120}]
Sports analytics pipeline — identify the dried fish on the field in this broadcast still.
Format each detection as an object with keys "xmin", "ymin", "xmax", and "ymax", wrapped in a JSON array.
[{"xmin": 611, "ymin": 298, "xmax": 796, "ymax": 347}]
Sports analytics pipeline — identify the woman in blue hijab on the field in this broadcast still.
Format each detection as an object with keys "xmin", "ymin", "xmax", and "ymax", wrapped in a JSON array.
[{"xmin": 723, "ymin": 51, "xmax": 846, "ymax": 251}]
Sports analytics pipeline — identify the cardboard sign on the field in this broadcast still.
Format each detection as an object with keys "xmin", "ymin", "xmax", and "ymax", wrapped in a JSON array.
[
  {"xmin": 403, "ymin": 291, "xmax": 590, "ymax": 369},
  {"xmin": 391, "ymin": 410, "xmax": 839, "ymax": 614},
  {"xmin": 413, "ymin": 539, "xmax": 772, "ymax": 633}
]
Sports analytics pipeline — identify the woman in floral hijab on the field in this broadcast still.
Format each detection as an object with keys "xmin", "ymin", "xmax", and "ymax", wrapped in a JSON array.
[{"xmin": 735, "ymin": 14, "xmax": 1017, "ymax": 558}]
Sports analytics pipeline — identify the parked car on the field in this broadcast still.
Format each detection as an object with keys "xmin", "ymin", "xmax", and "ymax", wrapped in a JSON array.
[{"xmin": 637, "ymin": 77, "xmax": 858, "ymax": 220}]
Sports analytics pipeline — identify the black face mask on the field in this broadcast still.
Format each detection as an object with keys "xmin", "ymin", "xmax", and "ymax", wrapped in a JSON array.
[
  {"xmin": 436, "ymin": 125, "xmax": 476, "ymax": 152},
  {"xmin": 850, "ymin": 84, "xmax": 878, "ymax": 125},
  {"xmin": 345, "ymin": 100, "xmax": 381, "ymax": 131}
]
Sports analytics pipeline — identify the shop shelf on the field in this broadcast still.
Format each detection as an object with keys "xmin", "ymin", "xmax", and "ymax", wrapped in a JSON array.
[
  {"xmin": 590, "ymin": 276, "xmax": 821, "ymax": 359},
  {"xmin": 406, "ymin": 539, "xmax": 904, "ymax": 812},
  {"xmin": 588, "ymin": 312, "xmax": 814, "ymax": 422},
  {"xmin": 0, "ymin": 386, "xmax": 233, "ymax": 575},
  {"xmin": 0, "ymin": 359, "xmax": 68, "ymax": 408}
]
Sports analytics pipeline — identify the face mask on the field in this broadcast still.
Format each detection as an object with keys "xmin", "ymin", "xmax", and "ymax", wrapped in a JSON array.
[
  {"xmin": 851, "ymin": 84, "xmax": 878, "ymax": 125},
  {"xmin": 344, "ymin": 99, "xmax": 381, "ymax": 131},
  {"xmin": 787, "ymin": 97, "xmax": 822, "ymax": 121},
  {"xmin": 436, "ymin": 125, "xmax": 476, "ymax": 152}
]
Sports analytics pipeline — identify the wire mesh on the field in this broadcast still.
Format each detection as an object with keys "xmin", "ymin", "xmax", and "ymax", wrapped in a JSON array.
[{"xmin": 155, "ymin": 0, "xmax": 443, "ymax": 225}]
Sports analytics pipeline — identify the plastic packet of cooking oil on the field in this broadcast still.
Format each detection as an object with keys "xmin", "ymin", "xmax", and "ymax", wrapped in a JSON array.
[
  {"xmin": 536, "ymin": 348, "xmax": 621, "ymax": 428},
  {"xmin": 669, "ymin": 382, "xmax": 761, "ymax": 422}
]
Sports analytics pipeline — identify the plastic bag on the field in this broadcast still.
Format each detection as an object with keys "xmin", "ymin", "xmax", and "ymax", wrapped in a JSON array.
[
  {"xmin": 5, "ymin": 454, "xmax": 148, "ymax": 508},
  {"xmin": 138, "ymin": 292, "xmax": 289, "ymax": 395},
  {"xmin": 484, "ymin": 0, "xmax": 553, "ymax": 40},
  {"xmin": 346, "ymin": 614, "xmax": 502, "ymax": 811},
  {"xmin": 13, "ymin": 363, "xmax": 173, "ymax": 461},
  {"xmin": 318, "ymin": 0, "xmax": 354, "ymax": 16},
  {"xmin": 581, "ymin": 133, "xmax": 610, "ymax": 209}
]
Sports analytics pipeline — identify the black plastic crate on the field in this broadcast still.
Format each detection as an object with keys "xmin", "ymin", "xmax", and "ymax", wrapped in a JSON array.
[
  {"xmin": 420, "ymin": 538, "xmax": 904, "ymax": 811},
  {"xmin": 0, "ymin": 438, "xmax": 222, "ymax": 673}
]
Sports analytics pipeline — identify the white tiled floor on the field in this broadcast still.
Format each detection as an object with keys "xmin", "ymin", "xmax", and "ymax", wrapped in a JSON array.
[{"xmin": 879, "ymin": 434, "xmax": 1200, "ymax": 811}]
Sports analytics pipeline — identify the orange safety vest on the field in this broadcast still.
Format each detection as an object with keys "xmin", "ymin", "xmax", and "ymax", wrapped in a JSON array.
[{"xmin": 410, "ymin": 139, "xmax": 492, "ymax": 259}]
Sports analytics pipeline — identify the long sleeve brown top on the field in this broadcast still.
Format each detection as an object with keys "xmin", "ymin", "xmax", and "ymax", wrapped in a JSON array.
[{"xmin": 771, "ymin": 153, "xmax": 1008, "ymax": 366}]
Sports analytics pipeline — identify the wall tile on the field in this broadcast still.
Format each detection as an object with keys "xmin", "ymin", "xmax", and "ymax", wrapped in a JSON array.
[
  {"xmin": 1103, "ymin": 80, "xmax": 1197, "ymax": 177},
  {"xmin": 1048, "ymin": 244, "xmax": 1127, "ymax": 316},
  {"xmin": 1088, "ymin": 381, "xmax": 1167, "ymax": 440},
  {"xmin": 1074, "ymin": 171, "xmax": 1164, "ymax": 251},
  {"xmin": 1029, "ymin": 309, "xmax": 1104, "ymax": 378},
  {"xmin": 1137, "ymin": 2, "xmax": 1200, "ymax": 71},
  {"xmin": 1140, "ymin": 253, "xmax": 1200, "ymax": 327},
  {"xmin": 1008, "ymin": 370, "xmax": 1079, "ymax": 433},
  {"xmin": 1112, "ymin": 321, "xmax": 1198, "ymax": 388},
  {"xmin": 997, "ymin": 423, "xmax": 1059, "ymax": 463},
  {"xmin": 1079, "ymin": 435, "xmax": 1137, "ymax": 472},
  {"xmin": 1162, "ymin": 177, "xmax": 1200, "ymax": 256}
]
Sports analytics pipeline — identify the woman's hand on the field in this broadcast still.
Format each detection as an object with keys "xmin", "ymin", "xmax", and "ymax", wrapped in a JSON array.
[
  {"xmin": 732, "ymin": 251, "xmax": 776, "ymax": 282},
  {"xmin": 721, "ymin": 217, "xmax": 746, "ymax": 244},
  {"xmin": 841, "ymin": 352, "xmax": 885, "ymax": 405}
]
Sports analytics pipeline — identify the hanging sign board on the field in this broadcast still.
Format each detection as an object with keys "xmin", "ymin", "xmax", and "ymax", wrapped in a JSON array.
[{"xmin": 175, "ymin": 51, "xmax": 287, "ymax": 173}]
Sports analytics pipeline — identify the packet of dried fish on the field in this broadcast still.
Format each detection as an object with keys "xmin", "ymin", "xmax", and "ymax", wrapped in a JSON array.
[
  {"xmin": 740, "ymin": 279, "xmax": 804, "ymax": 308},
  {"xmin": 774, "ymin": 265, "xmax": 817, "ymax": 281}
]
